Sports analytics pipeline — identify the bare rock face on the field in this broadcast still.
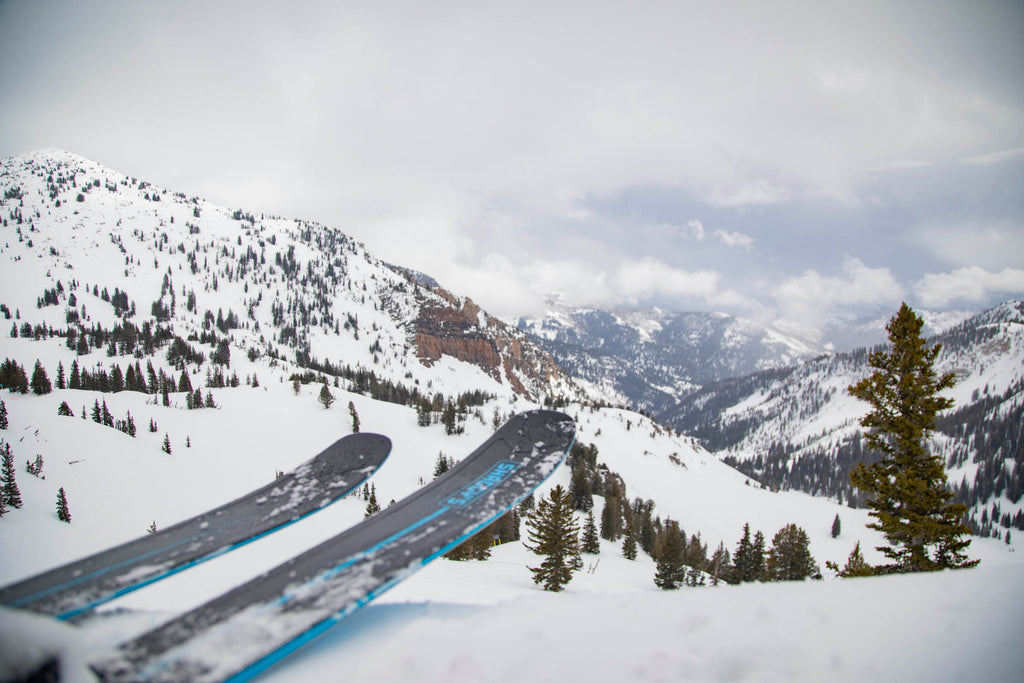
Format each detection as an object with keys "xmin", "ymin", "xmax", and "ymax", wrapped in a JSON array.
[{"xmin": 413, "ymin": 289, "xmax": 565, "ymax": 399}]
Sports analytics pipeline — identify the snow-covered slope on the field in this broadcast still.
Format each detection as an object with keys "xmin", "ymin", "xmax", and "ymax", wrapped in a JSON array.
[
  {"xmin": 518, "ymin": 300, "xmax": 827, "ymax": 414},
  {"xmin": 0, "ymin": 149, "xmax": 1020, "ymax": 682},
  {"xmin": 0, "ymin": 149, "xmax": 579, "ymax": 405}
]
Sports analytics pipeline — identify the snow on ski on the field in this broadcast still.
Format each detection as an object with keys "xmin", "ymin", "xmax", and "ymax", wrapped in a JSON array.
[
  {"xmin": 0, "ymin": 433, "xmax": 391, "ymax": 621},
  {"xmin": 90, "ymin": 410, "xmax": 576, "ymax": 683}
]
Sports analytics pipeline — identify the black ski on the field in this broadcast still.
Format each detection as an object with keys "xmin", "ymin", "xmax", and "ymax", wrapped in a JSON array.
[
  {"xmin": 91, "ymin": 410, "xmax": 575, "ymax": 683},
  {"xmin": 0, "ymin": 433, "xmax": 391, "ymax": 621}
]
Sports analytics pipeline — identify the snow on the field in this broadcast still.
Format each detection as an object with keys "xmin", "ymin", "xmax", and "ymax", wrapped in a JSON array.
[{"xmin": 1, "ymin": 150, "xmax": 1021, "ymax": 682}]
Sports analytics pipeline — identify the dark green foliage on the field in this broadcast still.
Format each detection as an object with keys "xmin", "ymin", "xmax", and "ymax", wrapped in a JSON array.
[
  {"xmin": 445, "ymin": 523, "xmax": 495, "ymax": 561},
  {"xmin": 849, "ymin": 303, "xmax": 977, "ymax": 573},
  {"xmin": 581, "ymin": 511, "xmax": 600, "ymax": 554},
  {"xmin": 831, "ymin": 514, "xmax": 841, "ymax": 539},
  {"xmin": 58, "ymin": 401, "xmax": 73, "ymax": 417},
  {"xmin": 0, "ymin": 399, "xmax": 7, "ymax": 429},
  {"xmin": 621, "ymin": 518, "xmax": 638, "ymax": 560},
  {"xmin": 56, "ymin": 487, "xmax": 71, "ymax": 522},
  {"xmin": 162, "ymin": 433, "xmax": 172, "ymax": 454},
  {"xmin": 525, "ymin": 485, "xmax": 582, "ymax": 592},
  {"xmin": 826, "ymin": 541, "xmax": 874, "ymax": 578},
  {"xmin": 318, "ymin": 383, "xmax": 335, "ymax": 409},
  {"xmin": 654, "ymin": 520, "xmax": 686, "ymax": 589},
  {"xmin": 0, "ymin": 358, "xmax": 28, "ymax": 393},
  {"xmin": 30, "ymin": 360, "xmax": 52, "ymax": 395},
  {"xmin": 709, "ymin": 542, "xmax": 732, "ymax": 585},
  {"xmin": 364, "ymin": 483, "xmax": 380, "ymax": 517},
  {"xmin": 433, "ymin": 452, "xmax": 455, "ymax": 479},
  {"xmin": 348, "ymin": 401, "xmax": 360, "ymax": 433},
  {"xmin": 2, "ymin": 442, "xmax": 23, "ymax": 509},
  {"xmin": 26, "ymin": 454, "xmax": 43, "ymax": 478},
  {"xmin": 765, "ymin": 523, "xmax": 820, "ymax": 581},
  {"xmin": 731, "ymin": 523, "xmax": 765, "ymax": 583}
]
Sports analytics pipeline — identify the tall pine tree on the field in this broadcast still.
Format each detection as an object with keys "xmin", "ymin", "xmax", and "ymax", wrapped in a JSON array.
[
  {"xmin": 56, "ymin": 486, "xmax": 71, "ymax": 523},
  {"xmin": 1, "ymin": 442, "xmax": 22, "ymax": 509},
  {"xmin": 525, "ymin": 485, "xmax": 581, "ymax": 592},
  {"xmin": 654, "ymin": 520, "xmax": 686, "ymax": 589},
  {"xmin": 849, "ymin": 303, "xmax": 977, "ymax": 573}
]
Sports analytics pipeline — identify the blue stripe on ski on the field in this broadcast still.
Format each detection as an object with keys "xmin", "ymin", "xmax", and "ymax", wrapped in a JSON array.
[{"xmin": 221, "ymin": 432, "xmax": 575, "ymax": 683}]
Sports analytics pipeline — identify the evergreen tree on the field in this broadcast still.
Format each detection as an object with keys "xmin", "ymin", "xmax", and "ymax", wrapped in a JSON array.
[
  {"xmin": 162, "ymin": 433, "xmax": 172, "ymax": 454},
  {"xmin": 433, "ymin": 452, "xmax": 454, "ymax": 479},
  {"xmin": 56, "ymin": 361, "xmax": 66, "ymax": 390},
  {"xmin": 600, "ymin": 494, "xmax": 621, "ymax": 541},
  {"xmin": 348, "ymin": 401, "xmax": 360, "ymax": 433},
  {"xmin": 581, "ymin": 510, "xmax": 601, "ymax": 554},
  {"xmin": 524, "ymin": 485, "xmax": 582, "ymax": 592},
  {"xmin": 654, "ymin": 520, "xmax": 686, "ymax": 589},
  {"xmin": 2, "ymin": 442, "xmax": 23, "ymax": 508},
  {"xmin": 0, "ymin": 399, "xmax": 7, "ymax": 429},
  {"xmin": 826, "ymin": 541, "xmax": 874, "ymax": 578},
  {"xmin": 621, "ymin": 518, "xmax": 638, "ymax": 560},
  {"xmin": 752, "ymin": 530, "xmax": 766, "ymax": 581},
  {"xmin": 710, "ymin": 542, "xmax": 732, "ymax": 586},
  {"xmin": 56, "ymin": 486, "xmax": 71, "ymax": 523},
  {"xmin": 732, "ymin": 523, "xmax": 756, "ymax": 583},
  {"xmin": 570, "ymin": 465, "xmax": 593, "ymax": 512},
  {"xmin": 849, "ymin": 303, "xmax": 977, "ymax": 573},
  {"xmin": 831, "ymin": 513, "xmax": 842, "ymax": 539},
  {"xmin": 765, "ymin": 523, "xmax": 820, "ymax": 581},
  {"xmin": 148, "ymin": 521, "xmax": 158, "ymax": 534},
  {"xmin": 58, "ymin": 401, "xmax": 74, "ymax": 417},
  {"xmin": 31, "ymin": 360, "xmax": 52, "ymax": 395},
  {"xmin": 318, "ymin": 382, "xmax": 335, "ymax": 409},
  {"xmin": 364, "ymin": 483, "xmax": 380, "ymax": 517}
]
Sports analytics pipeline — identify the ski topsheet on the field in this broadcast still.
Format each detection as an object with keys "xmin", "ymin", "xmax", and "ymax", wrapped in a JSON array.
[
  {"xmin": 91, "ymin": 410, "xmax": 576, "ymax": 683},
  {"xmin": 0, "ymin": 433, "xmax": 391, "ymax": 621}
]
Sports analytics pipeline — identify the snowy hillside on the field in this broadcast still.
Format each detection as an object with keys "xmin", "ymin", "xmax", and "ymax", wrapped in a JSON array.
[
  {"xmin": 0, "ymin": 149, "xmax": 1021, "ymax": 681},
  {"xmin": 518, "ymin": 300, "xmax": 827, "ymax": 414},
  {"xmin": 0, "ymin": 149, "xmax": 579, "ymax": 405}
]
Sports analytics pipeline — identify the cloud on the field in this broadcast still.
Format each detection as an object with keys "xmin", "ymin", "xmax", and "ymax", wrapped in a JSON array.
[
  {"xmin": 773, "ymin": 259, "xmax": 905, "ymax": 340},
  {"xmin": 915, "ymin": 267, "xmax": 1024, "ymax": 308},
  {"xmin": 685, "ymin": 219, "xmax": 706, "ymax": 241},
  {"xmin": 706, "ymin": 179, "xmax": 792, "ymax": 208},
  {"xmin": 714, "ymin": 229, "xmax": 754, "ymax": 250},
  {"xmin": 441, "ymin": 252, "xmax": 750, "ymax": 319}
]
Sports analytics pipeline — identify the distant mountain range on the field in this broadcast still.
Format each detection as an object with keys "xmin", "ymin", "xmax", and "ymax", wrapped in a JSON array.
[{"xmin": 517, "ymin": 301, "xmax": 828, "ymax": 414}]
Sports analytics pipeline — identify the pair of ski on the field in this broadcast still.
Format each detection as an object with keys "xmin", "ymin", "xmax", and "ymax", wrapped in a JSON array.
[{"xmin": 0, "ymin": 410, "xmax": 576, "ymax": 682}]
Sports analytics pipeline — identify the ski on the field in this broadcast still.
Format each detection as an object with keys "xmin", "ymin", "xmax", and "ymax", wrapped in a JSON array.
[
  {"xmin": 90, "ymin": 410, "xmax": 575, "ymax": 683},
  {"xmin": 0, "ymin": 433, "xmax": 391, "ymax": 621}
]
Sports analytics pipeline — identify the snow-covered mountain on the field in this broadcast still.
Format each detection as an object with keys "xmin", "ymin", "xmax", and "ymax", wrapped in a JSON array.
[
  {"xmin": 0, "ymin": 149, "xmax": 584, "ymax": 407},
  {"xmin": 661, "ymin": 300, "xmax": 1024, "ymax": 539},
  {"xmin": 0, "ymin": 149, "xmax": 1020, "ymax": 681},
  {"xmin": 518, "ymin": 299, "xmax": 827, "ymax": 413}
]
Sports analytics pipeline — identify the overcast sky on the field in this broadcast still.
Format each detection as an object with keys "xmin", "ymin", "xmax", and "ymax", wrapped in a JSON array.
[{"xmin": 1, "ymin": 0, "xmax": 1022, "ymax": 340}]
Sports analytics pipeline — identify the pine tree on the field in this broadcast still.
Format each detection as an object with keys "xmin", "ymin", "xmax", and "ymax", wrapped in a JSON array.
[
  {"xmin": 364, "ymin": 483, "xmax": 380, "ymax": 517},
  {"xmin": 148, "ymin": 521, "xmax": 158, "ymax": 534},
  {"xmin": 654, "ymin": 520, "xmax": 687, "ymax": 589},
  {"xmin": 831, "ymin": 513, "xmax": 842, "ymax": 539},
  {"xmin": 162, "ymin": 433, "xmax": 172, "ymax": 454},
  {"xmin": 56, "ymin": 486, "xmax": 71, "ymax": 523},
  {"xmin": 56, "ymin": 362, "xmax": 66, "ymax": 390},
  {"xmin": 524, "ymin": 485, "xmax": 582, "ymax": 592},
  {"xmin": 318, "ymin": 382, "xmax": 335, "ymax": 409},
  {"xmin": 732, "ymin": 523, "xmax": 756, "ymax": 583},
  {"xmin": 581, "ymin": 510, "xmax": 600, "ymax": 554},
  {"xmin": 826, "ymin": 541, "xmax": 874, "ymax": 578},
  {"xmin": 0, "ymin": 399, "xmax": 8, "ymax": 430},
  {"xmin": 31, "ymin": 360, "xmax": 52, "ymax": 395},
  {"xmin": 58, "ymin": 401, "xmax": 74, "ymax": 417},
  {"xmin": 348, "ymin": 401, "xmax": 360, "ymax": 433},
  {"xmin": 621, "ymin": 518, "xmax": 638, "ymax": 560},
  {"xmin": 765, "ymin": 523, "xmax": 820, "ymax": 581},
  {"xmin": 849, "ymin": 303, "xmax": 977, "ymax": 573},
  {"xmin": 2, "ymin": 442, "xmax": 23, "ymax": 509}
]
